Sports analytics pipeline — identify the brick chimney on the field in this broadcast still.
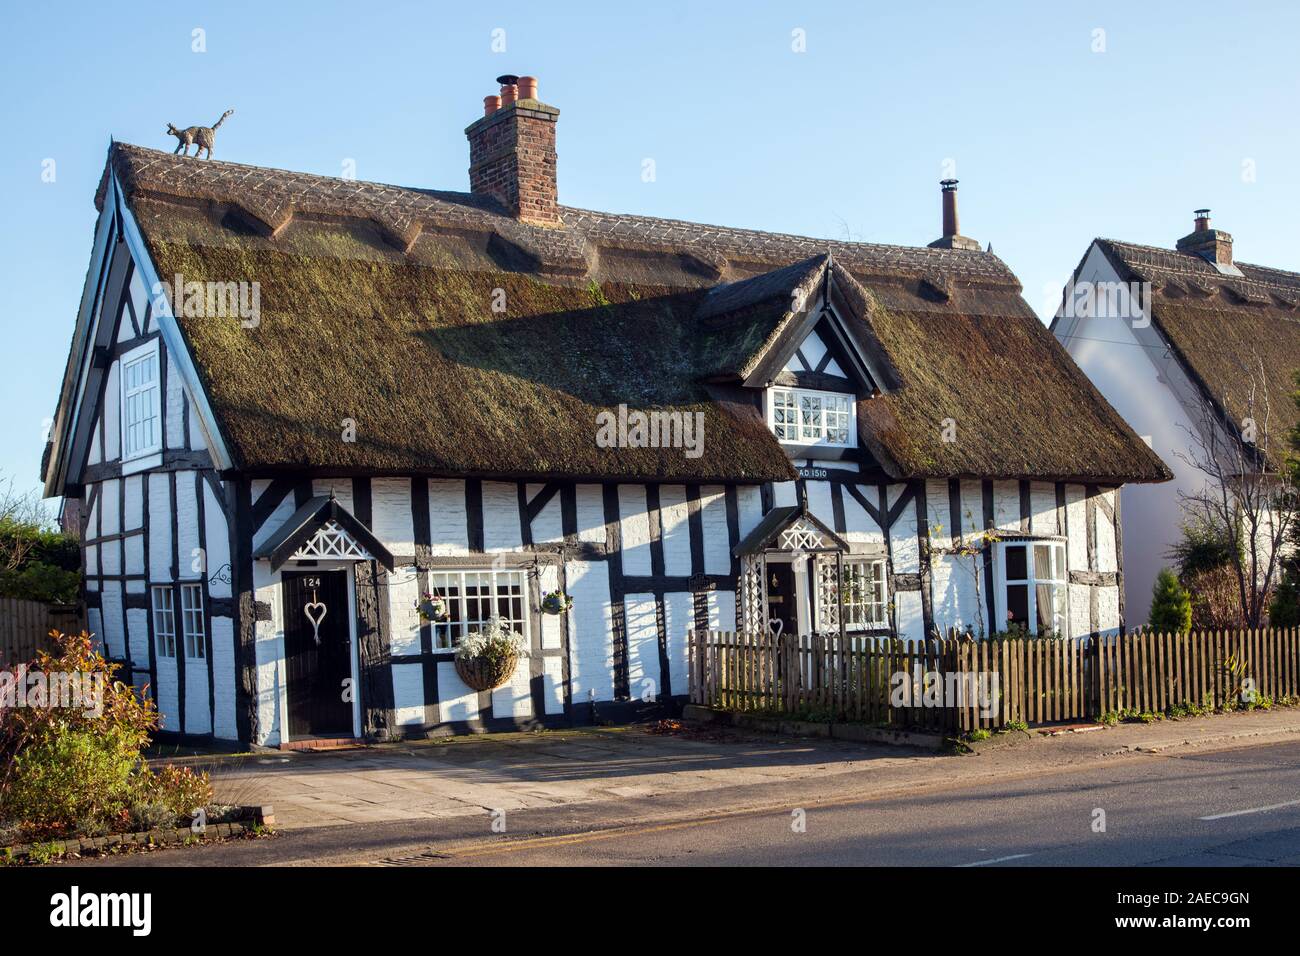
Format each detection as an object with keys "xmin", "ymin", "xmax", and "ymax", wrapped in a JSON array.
[
  {"xmin": 1176, "ymin": 208, "xmax": 1234, "ymax": 269},
  {"xmin": 465, "ymin": 74, "xmax": 560, "ymax": 226},
  {"xmin": 927, "ymin": 179, "xmax": 981, "ymax": 251}
]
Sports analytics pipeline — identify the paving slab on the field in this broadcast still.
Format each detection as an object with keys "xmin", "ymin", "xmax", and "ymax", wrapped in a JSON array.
[{"xmin": 195, "ymin": 711, "xmax": 1300, "ymax": 831}]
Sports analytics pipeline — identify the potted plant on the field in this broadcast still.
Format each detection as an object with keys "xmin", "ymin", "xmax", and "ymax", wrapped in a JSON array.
[
  {"xmin": 416, "ymin": 592, "xmax": 447, "ymax": 622},
  {"xmin": 541, "ymin": 589, "xmax": 573, "ymax": 615},
  {"xmin": 453, "ymin": 616, "xmax": 527, "ymax": 691}
]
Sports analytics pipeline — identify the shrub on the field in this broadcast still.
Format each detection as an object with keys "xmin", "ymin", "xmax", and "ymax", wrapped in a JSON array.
[
  {"xmin": 1148, "ymin": 568, "xmax": 1192, "ymax": 633},
  {"xmin": 126, "ymin": 801, "xmax": 176, "ymax": 832},
  {"xmin": 1184, "ymin": 565, "xmax": 1244, "ymax": 630},
  {"xmin": 0, "ymin": 631, "xmax": 215, "ymax": 837},
  {"xmin": 1269, "ymin": 575, "xmax": 1300, "ymax": 627},
  {"xmin": 2, "ymin": 726, "xmax": 138, "ymax": 828},
  {"xmin": 134, "ymin": 764, "xmax": 212, "ymax": 818}
]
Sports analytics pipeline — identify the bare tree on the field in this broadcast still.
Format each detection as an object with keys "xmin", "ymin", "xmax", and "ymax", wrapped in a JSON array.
[
  {"xmin": 1175, "ymin": 359, "xmax": 1298, "ymax": 629},
  {"xmin": 0, "ymin": 475, "xmax": 51, "ymax": 576}
]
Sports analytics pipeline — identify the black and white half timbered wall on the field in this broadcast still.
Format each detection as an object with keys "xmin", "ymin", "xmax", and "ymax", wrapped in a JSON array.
[
  {"xmin": 45, "ymin": 134, "xmax": 1160, "ymax": 748},
  {"xmin": 49, "ymin": 176, "xmax": 238, "ymax": 744}
]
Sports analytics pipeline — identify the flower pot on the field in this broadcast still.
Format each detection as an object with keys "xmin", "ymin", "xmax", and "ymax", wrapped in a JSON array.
[
  {"xmin": 541, "ymin": 591, "xmax": 573, "ymax": 615},
  {"xmin": 454, "ymin": 651, "xmax": 518, "ymax": 692}
]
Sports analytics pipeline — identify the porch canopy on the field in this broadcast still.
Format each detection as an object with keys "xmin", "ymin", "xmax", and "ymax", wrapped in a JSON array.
[
  {"xmin": 732, "ymin": 505, "xmax": 849, "ymax": 557},
  {"xmin": 252, "ymin": 494, "xmax": 396, "ymax": 571},
  {"xmin": 733, "ymin": 505, "xmax": 850, "ymax": 637}
]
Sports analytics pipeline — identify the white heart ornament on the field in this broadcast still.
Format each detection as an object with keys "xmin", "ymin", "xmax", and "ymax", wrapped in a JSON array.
[
  {"xmin": 304, "ymin": 601, "xmax": 328, "ymax": 644},
  {"xmin": 767, "ymin": 617, "xmax": 784, "ymax": 637}
]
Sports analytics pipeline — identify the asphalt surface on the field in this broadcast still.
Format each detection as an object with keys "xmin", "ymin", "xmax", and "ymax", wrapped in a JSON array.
[
  {"xmin": 72, "ymin": 737, "xmax": 1300, "ymax": 867},
  {"xmin": 419, "ymin": 740, "xmax": 1300, "ymax": 867}
]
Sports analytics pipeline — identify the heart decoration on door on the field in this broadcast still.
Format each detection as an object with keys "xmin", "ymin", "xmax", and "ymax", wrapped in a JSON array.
[
  {"xmin": 304, "ymin": 591, "xmax": 328, "ymax": 645},
  {"xmin": 767, "ymin": 617, "xmax": 784, "ymax": 637}
]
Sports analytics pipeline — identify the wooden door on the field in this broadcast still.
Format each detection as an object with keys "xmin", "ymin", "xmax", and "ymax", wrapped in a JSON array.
[
  {"xmin": 766, "ymin": 562, "xmax": 799, "ymax": 638},
  {"xmin": 283, "ymin": 569, "xmax": 354, "ymax": 738}
]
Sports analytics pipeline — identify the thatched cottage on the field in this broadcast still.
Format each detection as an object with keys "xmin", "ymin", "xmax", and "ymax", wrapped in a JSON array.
[
  {"xmin": 43, "ymin": 76, "xmax": 1167, "ymax": 747},
  {"xmin": 1053, "ymin": 214, "xmax": 1300, "ymax": 622}
]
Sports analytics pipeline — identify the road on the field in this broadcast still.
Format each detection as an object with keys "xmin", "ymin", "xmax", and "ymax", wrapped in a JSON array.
[
  {"xmin": 76, "ymin": 737, "xmax": 1300, "ymax": 866},
  {"xmin": 400, "ymin": 739, "xmax": 1300, "ymax": 866}
]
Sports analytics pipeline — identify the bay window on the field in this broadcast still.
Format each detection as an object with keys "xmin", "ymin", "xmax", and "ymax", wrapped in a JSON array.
[{"xmin": 995, "ymin": 540, "xmax": 1068, "ymax": 636}]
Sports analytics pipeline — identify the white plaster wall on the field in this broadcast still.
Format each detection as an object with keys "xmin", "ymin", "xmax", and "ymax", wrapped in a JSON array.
[
  {"xmin": 618, "ymin": 485, "xmax": 652, "ymax": 576},
  {"xmin": 1054, "ymin": 243, "xmax": 1197, "ymax": 623},
  {"xmin": 663, "ymin": 590, "xmax": 693, "ymax": 697},
  {"xmin": 428, "ymin": 479, "xmax": 469, "ymax": 554},
  {"xmin": 575, "ymin": 484, "xmax": 606, "ymax": 543},
  {"xmin": 700, "ymin": 486, "xmax": 731, "ymax": 575},
  {"xmin": 527, "ymin": 483, "xmax": 564, "ymax": 544},
  {"xmin": 658, "ymin": 485, "xmax": 692, "ymax": 576},
  {"xmin": 210, "ymin": 617, "xmax": 238, "ymax": 740},
  {"xmin": 386, "ymin": 566, "xmax": 422, "ymax": 656},
  {"xmin": 391, "ymin": 663, "xmax": 425, "ymax": 727},
  {"xmin": 370, "ymin": 479, "xmax": 414, "ymax": 555},
  {"xmin": 481, "ymin": 480, "xmax": 522, "ymax": 552},
  {"xmin": 624, "ymin": 593, "xmax": 660, "ymax": 702},
  {"xmin": 565, "ymin": 559, "xmax": 615, "ymax": 701}
]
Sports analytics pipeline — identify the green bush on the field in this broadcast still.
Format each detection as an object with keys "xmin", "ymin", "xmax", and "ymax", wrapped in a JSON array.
[
  {"xmin": 0, "ymin": 519, "xmax": 80, "ymax": 603},
  {"xmin": 1270, "ymin": 575, "xmax": 1300, "ymax": 628},
  {"xmin": 1148, "ymin": 568, "xmax": 1192, "ymax": 633},
  {"xmin": 0, "ymin": 631, "xmax": 209, "ymax": 838},
  {"xmin": 3, "ymin": 727, "xmax": 138, "ymax": 828},
  {"xmin": 133, "ymin": 764, "xmax": 212, "ymax": 818},
  {"xmin": 126, "ymin": 801, "xmax": 176, "ymax": 832}
]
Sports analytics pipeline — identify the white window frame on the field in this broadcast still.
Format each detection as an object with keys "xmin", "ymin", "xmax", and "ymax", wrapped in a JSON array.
[
  {"xmin": 180, "ymin": 582, "xmax": 206, "ymax": 659},
  {"xmin": 120, "ymin": 339, "xmax": 162, "ymax": 462},
  {"xmin": 767, "ymin": 386, "xmax": 857, "ymax": 448},
  {"xmin": 994, "ymin": 540, "xmax": 1069, "ymax": 636},
  {"xmin": 151, "ymin": 585, "xmax": 176, "ymax": 658},
  {"xmin": 840, "ymin": 558, "xmax": 889, "ymax": 631},
  {"xmin": 425, "ymin": 568, "xmax": 530, "ymax": 652}
]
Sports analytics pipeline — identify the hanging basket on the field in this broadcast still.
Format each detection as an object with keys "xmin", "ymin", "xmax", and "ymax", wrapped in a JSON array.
[
  {"xmin": 454, "ymin": 651, "xmax": 519, "ymax": 692},
  {"xmin": 541, "ymin": 590, "xmax": 573, "ymax": 615}
]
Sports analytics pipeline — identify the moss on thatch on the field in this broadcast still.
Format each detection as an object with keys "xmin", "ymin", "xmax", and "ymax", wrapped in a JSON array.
[
  {"xmin": 142, "ymin": 223, "xmax": 791, "ymax": 481},
  {"xmin": 108, "ymin": 144, "xmax": 1168, "ymax": 485}
]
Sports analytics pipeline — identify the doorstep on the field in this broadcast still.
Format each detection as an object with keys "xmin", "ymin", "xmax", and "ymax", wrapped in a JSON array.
[{"xmin": 278, "ymin": 736, "xmax": 368, "ymax": 752}]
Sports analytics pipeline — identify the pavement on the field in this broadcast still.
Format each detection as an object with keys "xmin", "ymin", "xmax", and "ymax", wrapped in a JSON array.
[{"xmin": 73, "ymin": 707, "xmax": 1300, "ymax": 866}]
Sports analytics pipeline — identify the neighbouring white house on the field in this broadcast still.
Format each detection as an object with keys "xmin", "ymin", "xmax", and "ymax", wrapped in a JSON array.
[
  {"xmin": 42, "ymin": 75, "xmax": 1167, "ymax": 748},
  {"xmin": 1053, "ymin": 211, "xmax": 1300, "ymax": 623}
]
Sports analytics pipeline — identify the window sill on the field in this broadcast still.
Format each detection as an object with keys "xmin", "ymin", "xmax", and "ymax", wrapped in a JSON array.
[{"xmin": 121, "ymin": 451, "xmax": 162, "ymax": 476}]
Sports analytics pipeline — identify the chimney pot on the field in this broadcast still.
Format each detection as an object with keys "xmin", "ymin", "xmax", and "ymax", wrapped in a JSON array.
[
  {"xmin": 483, "ymin": 95, "xmax": 501, "ymax": 117},
  {"xmin": 517, "ymin": 76, "xmax": 538, "ymax": 100},
  {"xmin": 497, "ymin": 73, "xmax": 519, "ymax": 106},
  {"xmin": 1194, "ymin": 208, "xmax": 1211, "ymax": 232}
]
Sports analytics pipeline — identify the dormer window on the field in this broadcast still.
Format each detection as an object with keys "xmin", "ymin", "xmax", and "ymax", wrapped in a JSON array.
[{"xmin": 769, "ymin": 386, "xmax": 855, "ymax": 447}]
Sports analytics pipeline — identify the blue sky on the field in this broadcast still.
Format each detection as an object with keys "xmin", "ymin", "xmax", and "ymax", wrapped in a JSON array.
[{"xmin": 2, "ymin": 1, "xmax": 1298, "ymax": 506}]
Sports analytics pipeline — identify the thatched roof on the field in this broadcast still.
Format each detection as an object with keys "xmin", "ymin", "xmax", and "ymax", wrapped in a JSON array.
[
  {"xmin": 96, "ymin": 143, "xmax": 1167, "ymax": 484},
  {"xmin": 1096, "ymin": 239, "xmax": 1300, "ymax": 466}
]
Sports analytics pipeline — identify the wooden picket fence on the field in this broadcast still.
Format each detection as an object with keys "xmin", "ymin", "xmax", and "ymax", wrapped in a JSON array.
[
  {"xmin": 0, "ymin": 599, "xmax": 84, "ymax": 667},
  {"xmin": 688, "ymin": 628, "xmax": 1300, "ymax": 734}
]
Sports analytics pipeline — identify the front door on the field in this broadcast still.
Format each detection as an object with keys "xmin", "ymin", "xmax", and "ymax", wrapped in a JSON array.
[
  {"xmin": 283, "ymin": 569, "xmax": 354, "ymax": 738},
  {"xmin": 766, "ymin": 562, "xmax": 799, "ymax": 637}
]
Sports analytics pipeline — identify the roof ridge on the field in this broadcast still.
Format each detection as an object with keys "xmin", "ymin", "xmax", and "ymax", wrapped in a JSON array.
[
  {"xmin": 109, "ymin": 141, "xmax": 1019, "ymax": 287},
  {"xmin": 1097, "ymin": 236, "xmax": 1300, "ymax": 285}
]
